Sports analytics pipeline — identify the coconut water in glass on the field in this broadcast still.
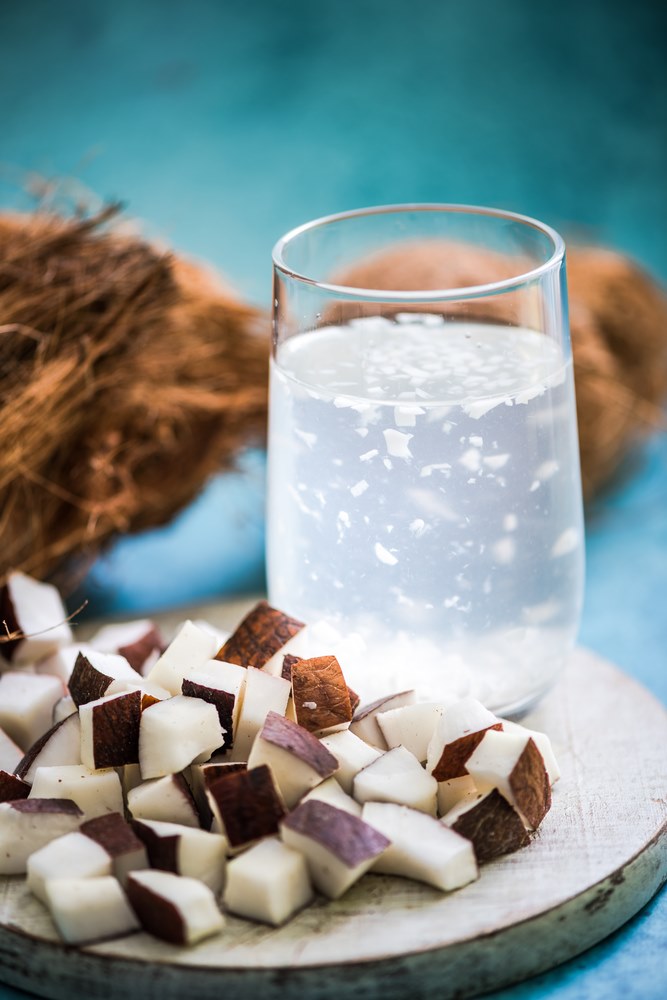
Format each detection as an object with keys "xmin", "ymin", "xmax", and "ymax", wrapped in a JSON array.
[{"xmin": 268, "ymin": 205, "xmax": 584, "ymax": 715}]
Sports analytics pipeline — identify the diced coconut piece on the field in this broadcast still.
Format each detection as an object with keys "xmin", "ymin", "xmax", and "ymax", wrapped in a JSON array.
[
  {"xmin": 191, "ymin": 619, "xmax": 230, "ymax": 648},
  {"xmin": 283, "ymin": 654, "xmax": 361, "ymax": 716},
  {"xmin": 88, "ymin": 620, "xmax": 164, "ymax": 674},
  {"xmin": 53, "ymin": 695, "xmax": 77, "ymax": 724},
  {"xmin": 0, "ymin": 672, "xmax": 63, "ymax": 749},
  {"xmin": 0, "ymin": 572, "xmax": 73, "ymax": 664},
  {"xmin": 27, "ymin": 831, "xmax": 112, "ymax": 903},
  {"xmin": 223, "ymin": 837, "xmax": 313, "ymax": 925},
  {"xmin": 206, "ymin": 765, "xmax": 284, "ymax": 850},
  {"xmin": 230, "ymin": 668, "xmax": 291, "ymax": 761},
  {"xmin": 281, "ymin": 800, "xmax": 389, "ymax": 899},
  {"xmin": 377, "ymin": 702, "xmax": 452, "ymax": 762},
  {"xmin": 34, "ymin": 643, "xmax": 96, "ymax": 685},
  {"xmin": 350, "ymin": 690, "xmax": 417, "ymax": 749},
  {"xmin": 318, "ymin": 730, "xmax": 382, "ymax": 795},
  {"xmin": 215, "ymin": 601, "xmax": 305, "ymax": 674},
  {"xmin": 67, "ymin": 651, "xmax": 138, "ymax": 708},
  {"xmin": 0, "ymin": 770, "xmax": 30, "ymax": 802},
  {"xmin": 0, "ymin": 799, "xmax": 83, "ymax": 874},
  {"xmin": 353, "ymin": 746, "xmax": 438, "ymax": 815},
  {"xmin": 181, "ymin": 665, "xmax": 244, "ymax": 752},
  {"xmin": 362, "ymin": 802, "xmax": 478, "ymax": 891},
  {"xmin": 30, "ymin": 764, "xmax": 124, "ymax": 819},
  {"xmin": 187, "ymin": 761, "xmax": 247, "ymax": 829},
  {"xmin": 14, "ymin": 712, "xmax": 82, "ymax": 784},
  {"xmin": 247, "ymin": 712, "xmax": 338, "ymax": 808},
  {"xmin": 127, "ymin": 773, "xmax": 200, "ymax": 828},
  {"xmin": 426, "ymin": 697, "xmax": 503, "ymax": 780},
  {"xmin": 80, "ymin": 812, "xmax": 149, "ymax": 885},
  {"xmin": 301, "ymin": 777, "xmax": 361, "ymax": 816},
  {"xmin": 44, "ymin": 876, "xmax": 140, "ymax": 944},
  {"xmin": 139, "ymin": 696, "xmax": 224, "ymax": 779},
  {"xmin": 0, "ymin": 726, "xmax": 23, "ymax": 773},
  {"xmin": 437, "ymin": 775, "xmax": 478, "ymax": 816},
  {"xmin": 291, "ymin": 655, "xmax": 352, "ymax": 735},
  {"xmin": 132, "ymin": 819, "xmax": 226, "ymax": 895},
  {"xmin": 465, "ymin": 729, "xmax": 551, "ymax": 830},
  {"xmin": 442, "ymin": 788, "xmax": 530, "ymax": 861},
  {"xmin": 119, "ymin": 762, "xmax": 143, "ymax": 800},
  {"xmin": 499, "ymin": 718, "xmax": 561, "ymax": 784},
  {"xmin": 145, "ymin": 620, "xmax": 218, "ymax": 696},
  {"xmin": 80, "ymin": 690, "xmax": 141, "ymax": 770},
  {"xmin": 126, "ymin": 869, "xmax": 224, "ymax": 945}
]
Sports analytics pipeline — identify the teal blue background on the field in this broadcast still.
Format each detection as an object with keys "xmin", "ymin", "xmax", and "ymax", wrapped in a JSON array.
[{"xmin": 1, "ymin": 1, "xmax": 665, "ymax": 997}]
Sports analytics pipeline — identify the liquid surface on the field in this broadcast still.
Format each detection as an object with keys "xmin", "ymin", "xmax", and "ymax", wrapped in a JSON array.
[{"xmin": 267, "ymin": 316, "xmax": 585, "ymax": 711}]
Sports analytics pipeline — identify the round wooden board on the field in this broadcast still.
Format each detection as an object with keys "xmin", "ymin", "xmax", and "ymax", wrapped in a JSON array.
[{"xmin": 0, "ymin": 646, "xmax": 665, "ymax": 1000}]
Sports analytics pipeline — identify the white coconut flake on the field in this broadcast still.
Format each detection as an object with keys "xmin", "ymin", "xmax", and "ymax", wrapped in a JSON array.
[
  {"xmin": 409, "ymin": 518, "xmax": 427, "ymax": 537},
  {"xmin": 394, "ymin": 405, "xmax": 425, "ymax": 428},
  {"xmin": 536, "ymin": 460, "xmax": 559, "ymax": 480},
  {"xmin": 419, "ymin": 462, "xmax": 452, "ymax": 478},
  {"xmin": 492, "ymin": 537, "xmax": 516, "ymax": 565},
  {"xmin": 469, "ymin": 435, "xmax": 483, "ymax": 447},
  {"xmin": 551, "ymin": 528, "xmax": 579, "ymax": 557},
  {"xmin": 350, "ymin": 480, "xmax": 369, "ymax": 498},
  {"xmin": 483, "ymin": 454, "xmax": 510, "ymax": 470},
  {"xmin": 360, "ymin": 449, "xmax": 379, "ymax": 462},
  {"xmin": 383, "ymin": 428, "xmax": 413, "ymax": 459},
  {"xmin": 463, "ymin": 396, "xmax": 506, "ymax": 419},
  {"xmin": 355, "ymin": 427, "xmax": 369, "ymax": 438},
  {"xmin": 374, "ymin": 542, "xmax": 398, "ymax": 566},
  {"xmin": 516, "ymin": 384, "xmax": 546, "ymax": 405},
  {"xmin": 337, "ymin": 511, "xmax": 351, "ymax": 527},
  {"xmin": 529, "ymin": 480, "xmax": 541, "ymax": 492}
]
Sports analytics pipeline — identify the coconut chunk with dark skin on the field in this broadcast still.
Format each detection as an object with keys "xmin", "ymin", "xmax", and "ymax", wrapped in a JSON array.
[
  {"xmin": 126, "ymin": 869, "xmax": 224, "ymax": 946},
  {"xmin": 465, "ymin": 730, "xmax": 552, "ymax": 830},
  {"xmin": 350, "ymin": 690, "xmax": 417, "ymax": 750},
  {"xmin": 0, "ymin": 672, "xmax": 64, "ymax": 750},
  {"xmin": 30, "ymin": 765, "xmax": 124, "ymax": 819},
  {"xmin": 14, "ymin": 712, "xmax": 81, "ymax": 784},
  {"xmin": 187, "ymin": 761, "xmax": 248, "ymax": 829},
  {"xmin": 44, "ymin": 876, "xmax": 140, "ymax": 944},
  {"xmin": 138, "ymin": 696, "xmax": 224, "ymax": 779},
  {"xmin": 0, "ymin": 770, "xmax": 30, "ymax": 802},
  {"xmin": 282, "ymin": 654, "xmax": 360, "ymax": 714},
  {"xmin": 127, "ymin": 773, "xmax": 201, "ymax": 828},
  {"xmin": 0, "ymin": 798, "xmax": 83, "ymax": 874},
  {"xmin": 291, "ymin": 655, "xmax": 352, "ymax": 735},
  {"xmin": 442, "ymin": 789, "xmax": 531, "ymax": 861},
  {"xmin": 131, "ymin": 818, "xmax": 226, "ymax": 894},
  {"xmin": 88, "ymin": 620, "xmax": 165, "ymax": 674},
  {"xmin": 206, "ymin": 765, "xmax": 285, "ymax": 849},
  {"xmin": 145, "ymin": 621, "xmax": 218, "ymax": 696},
  {"xmin": 80, "ymin": 690, "xmax": 142, "ymax": 770},
  {"xmin": 80, "ymin": 812, "xmax": 149, "ymax": 885},
  {"xmin": 0, "ymin": 572, "xmax": 73, "ymax": 665},
  {"xmin": 181, "ymin": 677, "xmax": 236, "ymax": 752},
  {"xmin": 68, "ymin": 651, "xmax": 138, "ymax": 708},
  {"xmin": 215, "ymin": 601, "xmax": 305, "ymax": 671},
  {"xmin": 426, "ymin": 697, "xmax": 503, "ymax": 781},
  {"xmin": 281, "ymin": 800, "xmax": 390, "ymax": 899},
  {"xmin": 247, "ymin": 712, "xmax": 339, "ymax": 808}
]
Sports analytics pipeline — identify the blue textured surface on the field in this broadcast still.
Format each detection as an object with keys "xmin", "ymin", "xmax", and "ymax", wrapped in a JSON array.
[{"xmin": 0, "ymin": 1, "xmax": 665, "ymax": 997}]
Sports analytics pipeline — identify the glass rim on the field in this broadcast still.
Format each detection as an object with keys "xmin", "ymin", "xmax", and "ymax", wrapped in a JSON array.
[{"xmin": 272, "ymin": 203, "xmax": 566, "ymax": 302}]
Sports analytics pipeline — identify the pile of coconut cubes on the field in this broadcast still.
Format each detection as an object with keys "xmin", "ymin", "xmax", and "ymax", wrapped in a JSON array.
[{"xmin": 0, "ymin": 571, "xmax": 559, "ymax": 947}]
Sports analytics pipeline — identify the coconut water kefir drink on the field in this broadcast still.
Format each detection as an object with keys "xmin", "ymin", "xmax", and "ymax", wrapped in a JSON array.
[{"xmin": 267, "ymin": 314, "xmax": 584, "ymax": 713}]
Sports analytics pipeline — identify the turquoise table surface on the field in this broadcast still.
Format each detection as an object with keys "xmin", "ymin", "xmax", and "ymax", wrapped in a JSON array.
[{"xmin": 0, "ymin": 1, "xmax": 665, "ymax": 997}]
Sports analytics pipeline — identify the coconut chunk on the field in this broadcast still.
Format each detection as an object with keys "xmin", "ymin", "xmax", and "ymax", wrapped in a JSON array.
[
  {"xmin": 215, "ymin": 601, "xmax": 305, "ymax": 672},
  {"xmin": 0, "ymin": 798, "xmax": 83, "ymax": 874},
  {"xmin": 291, "ymin": 655, "xmax": 352, "ymax": 735},
  {"xmin": 0, "ymin": 672, "xmax": 64, "ymax": 750},
  {"xmin": 230, "ymin": 668, "xmax": 291, "ymax": 761},
  {"xmin": 301, "ymin": 777, "xmax": 361, "ymax": 816},
  {"xmin": 68, "ymin": 651, "xmax": 138, "ymax": 708},
  {"xmin": 281, "ymin": 800, "xmax": 389, "ymax": 899},
  {"xmin": 318, "ymin": 730, "xmax": 382, "ymax": 795},
  {"xmin": 223, "ymin": 836, "xmax": 313, "ymax": 925},
  {"xmin": 132, "ymin": 818, "xmax": 226, "ymax": 894},
  {"xmin": 465, "ymin": 729, "xmax": 551, "ymax": 830},
  {"xmin": 442, "ymin": 788, "xmax": 531, "ymax": 861},
  {"xmin": 0, "ymin": 726, "xmax": 23, "ymax": 773},
  {"xmin": 139, "ymin": 696, "xmax": 224, "ymax": 779},
  {"xmin": 27, "ymin": 831, "xmax": 112, "ymax": 903},
  {"xmin": 499, "ymin": 718, "xmax": 561, "ymax": 784},
  {"xmin": 350, "ymin": 690, "xmax": 417, "ymax": 749},
  {"xmin": 187, "ymin": 761, "xmax": 247, "ymax": 828},
  {"xmin": 88, "ymin": 620, "xmax": 164, "ymax": 674},
  {"xmin": 0, "ymin": 572, "xmax": 73, "ymax": 664},
  {"xmin": 127, "ymin": 773, "xmax": 200, "ymax": 828},
  {"xmin": 247, "ymin": 712, "xmax": 338, "ymax": 808},
  {"xmin": 145, "ymin": 620, "xmax": 218, "ymax": 696},
  {"xmin": 14, "ymin": 711, "xmax": 81, "ymax": 784},
  {"xmin": 362, "ymin": 801, "xmax": 479, "ymax": 891},
  {"xmin": 30, "ymin": 764, "xmax": 124, "ymax": 819},
  {"xmin": 0, "ymin": 770, "xmax": 30, "ymax": 802},
  {"xmin": 436, "ymin": 775, "xmax": 478, "ymax": 816},
  {"xmin": 126, "ymin": 869, "xmax": 224, "ymax": 945},
  {"xmin": 181, "ymin": 667, "xmax": 243, "ymax": 752},
  {"xmin": 353, "ymin": 746, "xmax": 438, "ymax": 815},
  {"xmin": 426, "ymin": 697, "xmax": 503, "ymax": 780},
  {"xmin": 44, "ymin": 876, "xmax": 140, "ymax": 944},
  {"xmin": 80, "ymin": 812, "xmax": 149, "ymax": 885},
  {"xmin": 377, "ymin": 702, "xmax": 452, "ymax": 762},
  {"xmin": 206, "ymin": 765, "xmax": 284, "ymax": 849},
  {"xmin": 80, "ymin": 689, "xmax": 142, "ymax": 770}
]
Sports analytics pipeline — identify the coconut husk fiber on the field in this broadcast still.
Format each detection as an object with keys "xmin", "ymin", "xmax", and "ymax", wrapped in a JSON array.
[{"xmin": 1, "ymin": 211, "xmax": 666, "ymax": 591}]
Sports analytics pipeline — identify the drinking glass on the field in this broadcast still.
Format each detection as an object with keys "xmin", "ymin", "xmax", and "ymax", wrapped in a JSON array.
[{"xmin": 267, "ymin": 205, "xmax": 584, "ymax": 715}]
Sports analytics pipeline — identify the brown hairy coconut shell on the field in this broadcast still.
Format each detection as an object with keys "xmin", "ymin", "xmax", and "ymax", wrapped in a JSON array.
[{"xmin": 0, "ymin": 207, "xmax": 269, "ymax": 587}]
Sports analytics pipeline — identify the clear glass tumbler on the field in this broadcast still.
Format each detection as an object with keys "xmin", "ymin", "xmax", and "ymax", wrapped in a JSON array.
[{"xmin": 267, "ymin": 205, "xmax": 584, "ymax": 715}]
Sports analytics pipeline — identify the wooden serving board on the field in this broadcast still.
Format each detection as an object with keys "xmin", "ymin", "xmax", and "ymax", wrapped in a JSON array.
[{"xmin": 0, "ymin": 640, "xmax": 665, "ymax": 1000}]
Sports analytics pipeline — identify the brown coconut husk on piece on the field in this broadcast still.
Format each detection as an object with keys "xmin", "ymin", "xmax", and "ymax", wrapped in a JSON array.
[{"xmin": 0, "ymin": 206, "xmax": 269, "ymax": 588}]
